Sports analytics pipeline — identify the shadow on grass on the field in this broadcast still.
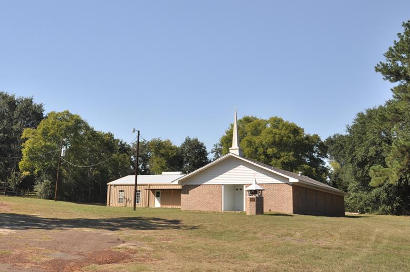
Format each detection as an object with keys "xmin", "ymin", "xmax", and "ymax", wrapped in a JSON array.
[
  {"xmin": 344, "ymin": 215, "xmax": 367, "ymax": 218},
  {"xmin": 264, "ymin": 213, "xmax": 367, "ymax": 218},
  {"xmin": 264, "ymin": 213, "xmax": 293, "ymax": 217},
  {"xmin": 0, "ymin": 213, "xmax": 198, "ymax": 231}
]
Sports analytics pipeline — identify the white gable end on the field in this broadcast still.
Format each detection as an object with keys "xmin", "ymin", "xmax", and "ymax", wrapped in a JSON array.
[{"xmin": 183, "ymin": 156, "xmax": 289, "ymax": 185}]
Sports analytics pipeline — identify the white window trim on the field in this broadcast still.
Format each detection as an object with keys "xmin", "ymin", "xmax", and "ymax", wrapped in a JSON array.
[{"xmin": 118, "ymin": 190, "xmax": 125, "ymax": 203}]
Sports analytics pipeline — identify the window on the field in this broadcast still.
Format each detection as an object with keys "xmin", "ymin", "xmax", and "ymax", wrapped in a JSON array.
[
  {"xmin": 135, "ymin": 190, "xmax": 141, "ymax": 204},
  {"xmin": 118, "ymin": 190, "xmax": 125, "ymax": 203}
]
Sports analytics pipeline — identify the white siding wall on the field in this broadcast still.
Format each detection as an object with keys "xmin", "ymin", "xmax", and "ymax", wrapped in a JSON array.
[{"xmin": 184, "ymin": 156, "xmax": 289, "ymax": 185}]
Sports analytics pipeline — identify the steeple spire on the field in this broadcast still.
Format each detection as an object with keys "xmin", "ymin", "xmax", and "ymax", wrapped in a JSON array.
[{"xmin": 229, "ymin": 111, "xmax": 242, "ymax": 156}]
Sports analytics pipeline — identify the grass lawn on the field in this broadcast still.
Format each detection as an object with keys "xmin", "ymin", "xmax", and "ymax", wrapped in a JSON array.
[{"xmin": 0, "ymin": 196, "xmax": 409, "ymax": 272}]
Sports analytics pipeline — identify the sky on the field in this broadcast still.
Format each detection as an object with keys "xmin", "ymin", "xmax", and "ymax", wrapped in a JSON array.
[{"xmin": 1, "ymin": 1, "xmax": 409, "ymax": 151}]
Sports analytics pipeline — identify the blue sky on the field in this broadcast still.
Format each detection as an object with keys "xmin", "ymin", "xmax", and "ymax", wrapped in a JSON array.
[{"xmin": 1, "ymin": 1, "xmax": 409, "ymax": 150}]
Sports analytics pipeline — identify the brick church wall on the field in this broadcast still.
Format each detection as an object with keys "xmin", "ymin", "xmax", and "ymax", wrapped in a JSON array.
[{"xmin": 181, "ymin": 185, "xmax": 222, "ymax": 212}]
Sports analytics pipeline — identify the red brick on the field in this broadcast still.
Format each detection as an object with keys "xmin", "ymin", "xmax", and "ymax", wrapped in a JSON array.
[{"xmin": 181, "ymin": 185, "xmax": 222, "ymax": 212}]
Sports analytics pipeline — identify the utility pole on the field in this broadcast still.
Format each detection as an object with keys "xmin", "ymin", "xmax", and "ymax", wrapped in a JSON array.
[
  {"xmin": 55, "ymin": 141, "xmax": 66, "ymax": 201},
  {"xmin": 133, "ymin": 129, "xmax": 140, "ymax": 211}
]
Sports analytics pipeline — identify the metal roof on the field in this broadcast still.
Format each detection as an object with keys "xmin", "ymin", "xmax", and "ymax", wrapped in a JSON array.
[{"xmin": 107, "ymin": 174, "xmax": 184, "ymax": 185}]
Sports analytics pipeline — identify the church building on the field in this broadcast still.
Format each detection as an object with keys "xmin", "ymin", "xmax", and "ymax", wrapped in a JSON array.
[{"xmin": 107, "ymin": 112, "xmax": 345, "ymax": 216}]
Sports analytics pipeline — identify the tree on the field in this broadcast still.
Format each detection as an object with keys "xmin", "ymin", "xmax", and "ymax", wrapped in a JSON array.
[
  {"xmin": 218, "ymin": 116, "xmax": 328, "ymax": 182},
  {"xmin": 375, "ymin": 21, "xmax": 410, "ymax": 102},
  {"xmin": 146, "ymin": 138, "xmax": 182, "ymax": 174},
  {"xmin": 326, "ymin": 106, "xmax": 397, "ymax": 213},
  {"xmin": 0, "ymin": 92, "xmax": 44, "ymax": 191},
  {"xmin": 132, "ymin": 139, "xmax": 151, "ymax": 175},
  {"xmin": 180, "ymin": 137, "xmax": 208, "ymax": 173},
  {"xmin": 326, "ymin": 21, "xmax": 410, "ymax": 214},
  {"xmin": 19, "ymin": 111, "xmax": 132, "ymax": 202},
  {"xmin": 211, "ymin": 143, "xmax": 222, "ymax": 161},
  {"xmin": 370, "ymin": 20, "xmax": 410, "ymax": 213}
]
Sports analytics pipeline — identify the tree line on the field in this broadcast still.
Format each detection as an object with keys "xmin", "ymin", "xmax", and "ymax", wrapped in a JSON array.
[
  {"xmin": 0, "ymin": 21, "xmax": 408, "ymax": 214},
  {"xmin": 0, "ymin": 100, "xmax": 210, "ymax": 202},
  {"xmin": 325, "ymin": 21, "xmax": 409, "ymax": 215},
  {"xmin": 0, "ymin": 98, "xmax": 327, "ymax": 203}
]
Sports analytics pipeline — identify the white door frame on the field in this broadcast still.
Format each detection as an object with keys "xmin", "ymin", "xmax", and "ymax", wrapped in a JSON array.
[
  {"xmin": 221, "ymin": 185, "xmax": 225, "ymax": 211},
  {"xmin": 154, "ymin": 190, "xmax": 161, "ymax": 207},
  {"xmin": 243, "ymin": 185, "xmax": 246, "ymax": 211},
  {"xmin": 222, "ymin": 184, "xmax": 245, "ymax": 211}
]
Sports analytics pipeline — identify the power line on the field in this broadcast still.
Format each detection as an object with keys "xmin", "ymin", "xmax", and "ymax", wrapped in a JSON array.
[
  {"xmin": 0, "ymin": 148, "xmax": 61, "ymax": 159},
  {"xmin": 1, "ymin": 149, "xmax": 117, "ymax": 169},
  {"xmin": 0, "ymin": 155, "xmax": 22, "ymax": 159}
]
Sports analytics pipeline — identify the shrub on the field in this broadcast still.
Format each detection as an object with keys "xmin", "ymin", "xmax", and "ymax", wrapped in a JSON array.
[{"xmin": 34, "ymin": 178, "xmax": 54, "ymax": 199}]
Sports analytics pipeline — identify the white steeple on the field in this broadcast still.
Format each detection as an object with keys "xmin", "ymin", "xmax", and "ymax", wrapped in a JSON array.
[{"xmin": 229, "ymin": 111, "xmax": 242, "ymax": 156}]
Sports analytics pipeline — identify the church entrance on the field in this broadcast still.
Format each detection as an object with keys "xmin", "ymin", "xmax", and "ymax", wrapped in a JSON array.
[{"xmin": 223, "ymin": 184, "xmax": 245, "ymax": 211}]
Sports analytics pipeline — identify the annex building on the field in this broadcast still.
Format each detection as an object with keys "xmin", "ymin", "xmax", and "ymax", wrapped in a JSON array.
[{"xmin": 107, "ymin": 113, "xmax": 345, "ymax": 216}]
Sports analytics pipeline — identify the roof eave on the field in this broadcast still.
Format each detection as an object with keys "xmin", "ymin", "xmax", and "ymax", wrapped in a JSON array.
[{"xmin": 294, "ymin": 180, "xmax": 346, "ymax": 196}]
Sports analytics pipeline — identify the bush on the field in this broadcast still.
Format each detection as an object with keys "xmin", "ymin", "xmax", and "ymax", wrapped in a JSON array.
[
  {"xmin": 7, "ymin": 170, "xmax": 22, "ymax": 193},
  {"xmin": 34, "ymin": 178, "xmax": 54, "ymax": 199}
]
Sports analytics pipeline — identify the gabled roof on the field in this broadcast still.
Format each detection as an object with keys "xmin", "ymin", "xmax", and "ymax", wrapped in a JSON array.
[
  {"xmin": 108, "ymin": 173, "xmax": 184, "ymax": 185},
  {"xmin": 242, "ymin": 157, "xmax": 344, "ymax": 194},
  {"xmin": 177, "ymin": 153, "xmax": 345, "ymax": 195}
]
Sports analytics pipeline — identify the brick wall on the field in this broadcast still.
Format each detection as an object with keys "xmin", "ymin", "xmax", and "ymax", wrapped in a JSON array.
[
  {"xmin": 181, "ymin": 185, "xmax": 222, "ymax": 212},
  {"xmin": 292, "ymin": 185, "xmax": 345, "ymax": 216},
  {"xmin": 261, "ymin": 183, "xmax": 294, "ymax": 214},
  {"xmin": 246, "ymin": 196, "xmax": 264, "ymax": 215}
]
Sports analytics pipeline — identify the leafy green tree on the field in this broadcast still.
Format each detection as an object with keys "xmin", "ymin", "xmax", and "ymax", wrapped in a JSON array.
[
  {"xmin": 211, "ymin": 143, "xmax": 222, "ymax": 161},
  {"xmin": 180, "ymin": 137, "xmax": 208, "ymax": 173},
  {"xmin": 219, "ymin": 116, "xmax": 328, "ymax": 182},
  {"xmin": 375, "ymin": 21, "xmax": 410, "ymax": 102},
  {"xmin": 19, "ymin": 111, "xmax": 132, "ymax": 202},
  {"xmin": 327, "ymin": 21, "xmax": 410, "ymax": 214},
  {"xmin": 370, "ymin": 20, "xmax": 410, "ymax": 213},
  {"xmin": 326, "ymin": 106, "xmax": 396, "ymax": 213},
  {"xmin": 0, "ymin": 92, "xmax": 43, "ymax": 190},
  {"xmin": 146, "ymin": 138, "xmax": 182, "ymax": 174},
  {"xmin": 6, "ymin": 170, "xmax": 23, "ymax": 193},
  {"xmin": 132, "ymin": 139, "xmax": 151, "ymax": 175}
]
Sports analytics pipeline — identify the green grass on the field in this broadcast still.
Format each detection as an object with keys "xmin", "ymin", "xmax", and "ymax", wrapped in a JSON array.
[{"xmin": 1, "ymin": 196, "xmax": 409, "ymax": 271}]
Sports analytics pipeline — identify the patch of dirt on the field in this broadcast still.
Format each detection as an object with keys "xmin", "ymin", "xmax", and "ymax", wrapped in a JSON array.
[
  {"xmin": 0, "ymin": 263, "xmax": 44, "ymax": 272},
  {"xmin": 88, "ymin": 249, "xmax": 131, "ymax": 265},
  {"xmin": 0, "ymin": 229, "xmax": 132, "ymax": 271},
  {"xmin": 0, "ymin": 250, "xmax": 30, "ymax": 264},
  {"xmin": 34, "ymin": 229, "xmax": 124, "ymax": 255},
  {"xmin": 0, "ymin": 228, "xmax": 16, "ymax": 235},
  {"xmin": 0, "ymin": 201, "xmax": 11, "ymax": 212},
  {"xmin": 157, "ymin": 236, "xmax": 174, "ymax": 242},
  {"xmin": 49, "ymin": 252, "xmax": 81, "ymax": 260},
  {"xmin": 42, "ymin": 249, "xmax": 131, "ymax": 272}
]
